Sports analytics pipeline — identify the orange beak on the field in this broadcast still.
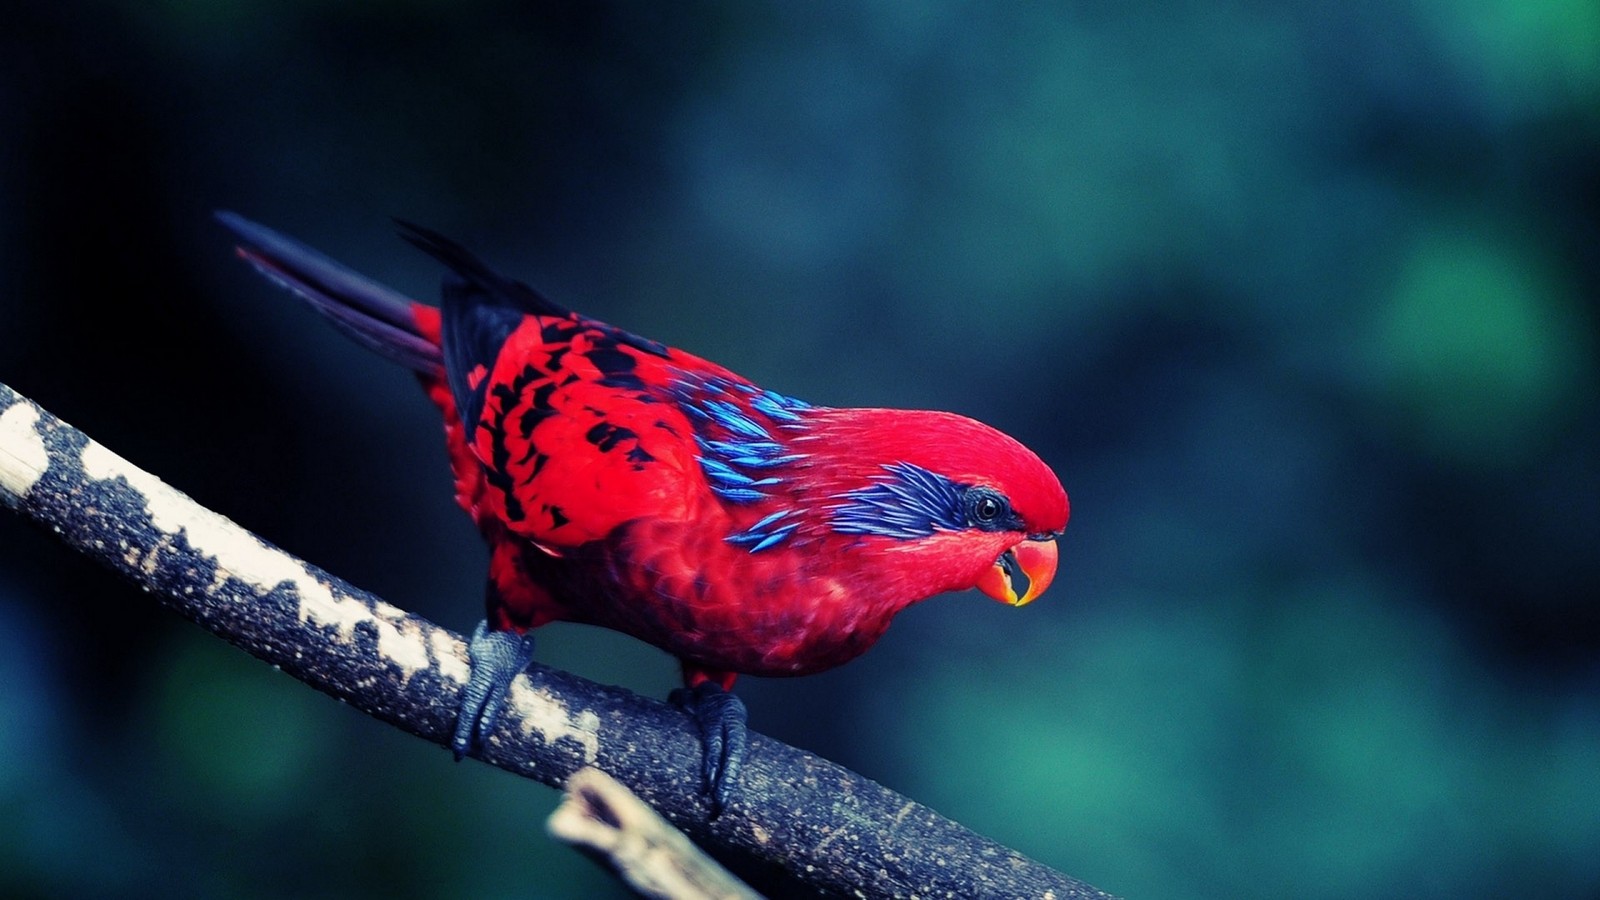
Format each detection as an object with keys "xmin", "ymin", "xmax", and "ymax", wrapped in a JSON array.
[{"xmin": 975, "ymin": 538, "xmax": 1058, "ymax": 607}]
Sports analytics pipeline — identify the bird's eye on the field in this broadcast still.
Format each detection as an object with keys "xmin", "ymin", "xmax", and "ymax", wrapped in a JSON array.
[{"xmin": 966, "ymin": 488, "xmax": 1008, "ymax": 526}]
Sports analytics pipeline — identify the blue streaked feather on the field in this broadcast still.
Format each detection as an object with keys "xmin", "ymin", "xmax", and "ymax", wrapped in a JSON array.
[
  {"xmin": 830, "ymin": 462, "xmax": 968, "ymax": 539},
  {"xmin": 711, "ymin": 485, "xmax": 769, "ymax": 504},
  {"xmin": 672, "ymin": 369, "xmax": 816, "ymax": 552},
  {"xmin": 746, "ymin": 509, "xmax": 791, "ymax": 533},
  {"xmin": 698, "ymin": 457, "xmax": 754, "ymax": 485},
  {"xmin": 749, "ymin": 525, "xmax": 798, "ymax": 552}
]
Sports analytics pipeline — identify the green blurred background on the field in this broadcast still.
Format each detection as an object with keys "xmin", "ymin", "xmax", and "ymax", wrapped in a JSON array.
[{"xmin": 2, "ymin": 2, "xmax": 1597, "ymax": 898}]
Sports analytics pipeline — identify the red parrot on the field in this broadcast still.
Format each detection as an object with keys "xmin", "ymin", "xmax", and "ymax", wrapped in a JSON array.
[{"xmin": 218, "ymin": 212, "xmax": 1069, "ymax": 811}]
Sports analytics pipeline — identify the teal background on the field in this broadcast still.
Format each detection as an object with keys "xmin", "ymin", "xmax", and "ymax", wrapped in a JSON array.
[{"xmin": 2, "ymin": 2, "xmax": 1597, "ymax": 898}]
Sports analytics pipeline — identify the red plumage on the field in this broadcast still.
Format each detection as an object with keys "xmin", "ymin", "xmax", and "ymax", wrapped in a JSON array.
[{"xmin": 222, "ymin": 213, "xmax": 1068, "ymax": 780}]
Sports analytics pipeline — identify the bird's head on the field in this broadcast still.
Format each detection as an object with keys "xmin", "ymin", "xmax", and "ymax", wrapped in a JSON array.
[{"xmin": 796, "ymin": 409, "xmax": 1069, "ymax": 609}]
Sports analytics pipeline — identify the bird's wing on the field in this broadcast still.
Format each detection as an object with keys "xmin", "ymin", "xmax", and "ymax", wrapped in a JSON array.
[{"xmin": 400, "ymin": 222, "xmax": 812, "ymax": 550}]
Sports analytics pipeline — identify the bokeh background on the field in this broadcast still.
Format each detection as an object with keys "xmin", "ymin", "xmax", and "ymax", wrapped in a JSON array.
[{"xmin": 3, "ymin": 2, "xmax": 1598, "ymax": 898}]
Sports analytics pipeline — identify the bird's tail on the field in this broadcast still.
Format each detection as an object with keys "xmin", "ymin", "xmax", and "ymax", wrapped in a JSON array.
[{"xmin": 216, "ymin": 211, "xmax": 443, "ymax": 373}]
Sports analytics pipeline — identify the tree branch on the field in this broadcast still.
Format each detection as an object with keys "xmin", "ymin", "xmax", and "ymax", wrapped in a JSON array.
[
  {"xmin": 0, "ymin": 381, "xmax": 1116, "ymax": 900},
  {"xmin": 549, "ymin": 766, "xmax": 763, "ymax": 900}
]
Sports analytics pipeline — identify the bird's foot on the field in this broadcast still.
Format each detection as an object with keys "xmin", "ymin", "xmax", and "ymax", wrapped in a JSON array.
[
  {"xmin": 669, "ymin": 680, "xmax": 748, "ymax": 816},
  {"xmin": 452, "ymin": 621, "xmax": 537, "ymax": 759}
]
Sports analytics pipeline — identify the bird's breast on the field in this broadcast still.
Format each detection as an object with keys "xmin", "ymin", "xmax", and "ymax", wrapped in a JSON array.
[{"xmin": 576, "ymin": 517, "xmax": 905, "ymax": 676}]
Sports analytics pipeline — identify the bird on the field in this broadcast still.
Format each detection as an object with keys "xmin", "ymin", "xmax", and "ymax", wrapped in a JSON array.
[{"xmin": 217, "ymin": 211, "xmax": 1069, "ymax": 813}]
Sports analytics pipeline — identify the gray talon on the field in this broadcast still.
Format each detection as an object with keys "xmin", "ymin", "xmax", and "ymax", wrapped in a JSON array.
[
  {"xmin": 453, "ymin": 621, "xmax": 537, "ymax": 759},
  {"xmin": 671, "ymin": 681, "xmax": 748, "ymax": 816}
]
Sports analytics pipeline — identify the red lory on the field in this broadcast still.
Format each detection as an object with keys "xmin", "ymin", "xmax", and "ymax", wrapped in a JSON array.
[{"xmin": 218, "ymin": 212, "xmax": 1069, "ymax": 812}]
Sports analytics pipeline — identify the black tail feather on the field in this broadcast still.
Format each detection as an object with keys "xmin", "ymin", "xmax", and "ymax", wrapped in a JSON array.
[
  {"xmin": 217, "ymin": 211, "xmax": 442, "ymax": 373},
  {"xmin": 393, "ymin": 219, "xmax": 568, "ymax": 319},
  {"xmin": 390, "ymin": 220, "xmax": 577, "ymax": 438}
]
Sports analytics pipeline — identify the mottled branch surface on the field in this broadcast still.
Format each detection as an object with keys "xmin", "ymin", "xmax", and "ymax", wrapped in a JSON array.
[{"xmin": 0, "ymin": 382, "xmax": 1115, "ymax": 900}]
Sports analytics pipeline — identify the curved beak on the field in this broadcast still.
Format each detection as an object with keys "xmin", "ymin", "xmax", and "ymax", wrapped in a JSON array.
[{"xmin": 975, "ymin": 537, "xmax": 1059, "ymax": 607}]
